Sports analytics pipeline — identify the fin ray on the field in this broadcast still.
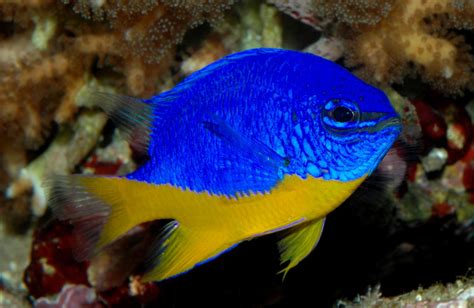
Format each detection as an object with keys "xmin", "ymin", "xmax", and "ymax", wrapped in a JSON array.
[
  {"xmin": 143, "ymin": 220, "xmax": 179, "ymax": 274},
  {"xmin": 202, "ymin": 114, "xmax": 286, "ymax": 194},
  {"xmin": 203, "ymin": 114, "xmax": 287, "ymax": 170},
  {"xmin": 277, "ymin": 218, "xmax": 325, "ymax": 279},
  {"xmin": 48, "ymin": 175, "xmax": 112, "ymax": 260},
  {"xmin": 48, "ymin": 175, "xmax": 137, "ymax": 260},
  {"xmin": 85, "ymin": 91, "xmax": 153, "ymax": 153},
  {"xmin": 48, "ymin": 174, "xmax": 238, "ymax": 281},
  {"xmin": 141, "ymin": 226, "xmax": 235, "ymax": 282}
]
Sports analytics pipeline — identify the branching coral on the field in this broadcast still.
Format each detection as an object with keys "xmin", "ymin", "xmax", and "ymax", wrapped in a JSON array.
[
  {"xmin": 267, "ymin": 0, "xmax": 326, "ymax": 30},
  {"xmin": 0, "ymin": 0, "xmax": 237, "ymax": 227},
  {"xmin": 270, "ymin": 0, "xmax": 474, "ymax": 95},
  {"xmin": 6, "ymin": 109, "xmax": 108, "ymax": 216},
  {"xmin": 65, "ymin": 1, "xmax": 236, "ymax": 64},
  {"xmin": 339, "ymin": 278, "xmax": 474, "ymax": 307},
  {"xmin": 312, "ymin": 0, "xmax": 396, "ymax": 25},
  {"xmin": 343, "ymin": 0, "xmax": 474, "ymax": 95}
]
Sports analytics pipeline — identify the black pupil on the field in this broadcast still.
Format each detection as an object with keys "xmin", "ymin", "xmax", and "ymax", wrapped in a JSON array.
[{"xmin": 332, "ymin": 106, "xmax": 354, "ymax": 122}]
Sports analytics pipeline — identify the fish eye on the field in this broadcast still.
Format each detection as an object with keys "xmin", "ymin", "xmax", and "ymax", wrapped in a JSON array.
[
  {"xmin": 332, "ymin": 106, "xmax": 355, "ymax": 123},
  {"xmin": 321, "ymin": 99, "xmax": 360, "ymax": 130}
]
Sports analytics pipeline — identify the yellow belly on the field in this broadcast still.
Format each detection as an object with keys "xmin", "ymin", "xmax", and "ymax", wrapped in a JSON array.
[
  {"xmin": 78, "ymin": 174, "xmax": 366, "ymax": 281},
  {"xmin": 87, "ymin": 174, "xmax": 365, "ymax": 240},
  {"xmin": 183, "ymin": 174, "xmax": 366, "ymax": 239}
]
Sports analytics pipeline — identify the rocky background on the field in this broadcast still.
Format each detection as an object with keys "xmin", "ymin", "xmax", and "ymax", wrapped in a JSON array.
[{"xmin": 0, "ymin": 0, "xmax": 473, "ymax": 307}]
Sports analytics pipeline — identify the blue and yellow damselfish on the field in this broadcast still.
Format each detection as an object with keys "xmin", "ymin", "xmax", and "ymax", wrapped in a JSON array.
[{"xmin": 49, "ymin": 48, "xmax": 401, "ymax": 282}]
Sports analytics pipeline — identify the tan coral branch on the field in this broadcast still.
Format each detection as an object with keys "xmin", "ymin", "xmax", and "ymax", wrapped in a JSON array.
[
  {"xmin": 345, "ymin": 0, "xmax": 474, "ymax": 94},
  {"xmin": 18, "ymin": 53, "xmax": 70, "ymax": 87}
]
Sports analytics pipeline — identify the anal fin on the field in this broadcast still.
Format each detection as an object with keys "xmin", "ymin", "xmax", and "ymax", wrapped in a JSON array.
[
  {"xmin": 141, "ymin": 225, "xmax": 237, "ymax": 282},
  {"xmin": 277, "ymin": 218, "xmax": 325, "ymax": 279}
]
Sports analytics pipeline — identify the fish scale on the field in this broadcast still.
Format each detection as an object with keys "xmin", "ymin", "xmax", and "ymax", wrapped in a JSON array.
[{"xmin": 48, "ymin": 48, "xmax": 401, "ymax": 282}]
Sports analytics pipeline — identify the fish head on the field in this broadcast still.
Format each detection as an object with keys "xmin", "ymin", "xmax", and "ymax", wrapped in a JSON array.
[
  {"xmin": 303, "ymin": 83, "xmax": 402, "ymax": 181},
  {"xmin": 286, "ymin": 70, "xmax": 402, "ymax": 182}
]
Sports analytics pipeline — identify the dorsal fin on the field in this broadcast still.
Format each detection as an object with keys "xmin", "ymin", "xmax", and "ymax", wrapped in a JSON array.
[{"xmin": 84, "ymin": 91, "xmax": 154, "ymax": 154}]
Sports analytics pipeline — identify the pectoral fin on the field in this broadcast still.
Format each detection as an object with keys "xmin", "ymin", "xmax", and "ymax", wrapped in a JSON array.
[
  {"xmin": 202, "ymin": 114, "xmax": 288, "ymax": 170},
  {"xmin": 277, "ymin": 218, "xmax": 325, "ymax": 279}
]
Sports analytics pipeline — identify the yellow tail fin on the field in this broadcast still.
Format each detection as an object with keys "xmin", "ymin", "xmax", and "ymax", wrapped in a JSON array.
[
  {"xmin": 48, "ymin": 175, "xmax": 238, "ymax": 281},
  {"xmin": 49, "ymin": 175, "xmax": 142, "ymax": 260}
]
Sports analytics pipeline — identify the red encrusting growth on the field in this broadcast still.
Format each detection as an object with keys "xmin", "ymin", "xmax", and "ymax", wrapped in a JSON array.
[
  {"xmin": 24, "ymin": 220, "xmax": 160, "ymax": 305},
  {"xmin": 440, "ymin": 102, "xmax": 473, "ymax": 165},
  {"xmin": 431, "ymin": 202, "xmax": 456, "ymax": 218},
  {"xmin": 24, "ymin": 222, "xmax": 90, "ymax": 298},
  {"xmin": 83, "ymin": 155, "xmax": 124, "ymax": 176},
  {"xmin": 100, "ymin": 278, "xmax": 159, "ymax": 307},
  {"xmin": 462, "ymin": 143, "xmax": 474, "ymax": 203},
  {"xmin": 410, "ymin": 99, "xmax": 447, "ymax": 150}
]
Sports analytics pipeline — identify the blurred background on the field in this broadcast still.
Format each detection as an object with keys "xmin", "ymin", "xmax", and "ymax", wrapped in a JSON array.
[{"xmin": 0, "ymin": 0, "xmax": 473, "ymax": 307}]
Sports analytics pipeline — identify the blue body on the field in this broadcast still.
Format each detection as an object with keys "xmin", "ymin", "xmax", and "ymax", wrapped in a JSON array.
[{"xmin": 127, "ymin": 49, "xmax": 401, "ymax": 196}]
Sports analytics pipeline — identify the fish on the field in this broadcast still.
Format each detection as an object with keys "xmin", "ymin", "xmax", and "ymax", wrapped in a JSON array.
[{"xmin": 48, "ymin": 48, "xmax": 402, "ymax": 282}]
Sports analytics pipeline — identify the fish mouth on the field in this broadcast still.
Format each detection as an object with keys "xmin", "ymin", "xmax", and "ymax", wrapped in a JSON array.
[{"xmin": 366, "ymin": 115, "xmax": 402, "ymax": 133}]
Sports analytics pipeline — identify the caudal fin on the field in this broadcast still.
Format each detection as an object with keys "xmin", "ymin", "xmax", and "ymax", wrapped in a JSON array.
[
  {"xmin": 48, "ymin": 175, "xmax": 239, "ymax": 282},
  {"xmin": 48, "ymin": 175, "xmax": 137, "ymax": 260}
]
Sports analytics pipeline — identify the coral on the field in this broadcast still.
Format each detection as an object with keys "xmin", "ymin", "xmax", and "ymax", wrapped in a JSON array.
[
  {"xmin": 443, "ymin": 102, "xmax": 473, "ymax": 164},
  {"xmin": 411, "ymin": 99, "xmax": 447, "ymax": 147},
  {"xmin": 0, "ymin": 0, "xmax": 237, "ymax": 224},
  {"xmin": 34, "ymin": 284, "xmax": 101, "ymax": 308},
  {"xmin": 343, "ymin": 0, "xmax": 474, "ymax": 95},
  {"xmin": 383, "ymin": 88, "xmax": 422, "ymax": 146},
  {"xmin": 0, "ymin": 224, "xmax": 32, "ymax": 302},
  {"xmin": 267, "ymin": 0, "xmax": 327, "ymax": 30},
  {"xmin": 6, "ymin": 109, "xmax": 108, "ymax": 217},
  {"xmin": 82, "ymin": 130, "xmax": 135, "ymax": 176},
  {"xmin": 0, "ymin": 288, "xmax": 30, "ymax": 308},
  {"xmin": 180, "ymin": 0, "xmax": 284, "ymax": 76},
  {"xmin": 268, "ymin": 0, "xmax": 345, "ymax": 60},
  {"xmin": 1, "ymin": 3, "xmax": 238, "ymax": 301},
  {"xmin": 238, "ymin": 0, "xmax": 282, "ymax": 50},
  {"xmin": 65, "ymin": 0, "xmax": 236, "ymax": 64},
  {"xmin": 24, "ymin": 220, "xmax": 160, "ymax": 306},
  {"xmin": 303, "ymin": 36, "xmax": 344, "ymax": 61},
  {"xmin": 312, "ymin": 0, "xmax": 396, "ymax": 25},
  {"xmin": 411, "ymin": 97, "xmax": 473, "ymax": 164},
  {"xmin": 24, "ymin": 221, "xmax": 90, "ymax": 298},
  {"xmin": 0, "ymin": 0, "xmax": 471, "ymax": 306},
  {"xmin": 270, "ymin": 0, "xmax": 474, "ymax": 95},
  {"xmin": 463, "ymin": 144, "xmax": 474, "ymax": 204},
  {"xmin": 180, "ymin": 33, "xmax": 231, "ymax": 75},
  {"xmin": 396, "ymin": 96, "xmax": 474, "ymax": 223},
  {"xmin": 339, "ymin": 278, "xmax": 474, "ymax": 307},
  {"xmin": 420, "ymin": 148, "xmax": 448, "ymax": 173}
]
